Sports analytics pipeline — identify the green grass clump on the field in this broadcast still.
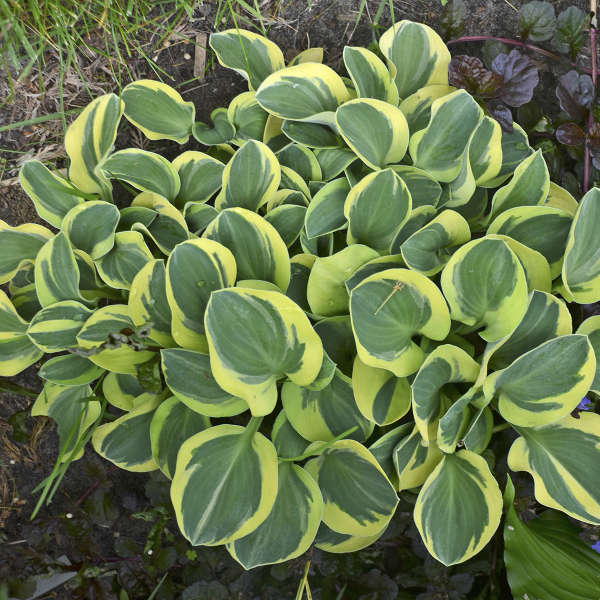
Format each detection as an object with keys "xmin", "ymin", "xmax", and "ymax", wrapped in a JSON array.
[{"xmin": 0, "ymin": 0, "xmax": 197, "ymax": 86}]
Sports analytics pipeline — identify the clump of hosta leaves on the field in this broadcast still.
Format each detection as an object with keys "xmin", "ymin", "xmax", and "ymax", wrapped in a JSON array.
[{"xmin": 4, "ymin": 19, "xmax": 600, "ymax": 594}]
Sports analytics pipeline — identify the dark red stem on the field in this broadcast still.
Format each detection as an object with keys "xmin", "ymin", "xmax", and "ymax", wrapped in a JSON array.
[
  {"xmin": 74, "ymin": 480, "xmax": 101, "ymax": 506},
  {"xmin": 74, "ymin": 465, "xmax": 117, "ymax": 506},
  {"xmin": 447, "ymin": 35, "xmax": 593, "ymax": 75},
  {"xmin": 584, "ymin": 11, "xmax": 598, "ymax": 193}
]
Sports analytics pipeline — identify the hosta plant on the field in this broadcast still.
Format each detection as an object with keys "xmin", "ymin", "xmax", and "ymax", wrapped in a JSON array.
[{"xmin": 4, "ymin": 19, "xmax": 600, "ymax": 590}]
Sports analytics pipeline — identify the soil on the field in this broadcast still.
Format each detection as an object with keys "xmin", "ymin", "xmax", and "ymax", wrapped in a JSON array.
[{"xmin": 0, "ymin": 1, "xmax": 591, "ymax": 598}]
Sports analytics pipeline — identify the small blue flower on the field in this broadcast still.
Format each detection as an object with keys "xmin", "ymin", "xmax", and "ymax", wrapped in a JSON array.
[
  {"xmin": 578, "ymin": 397, "xmax": 592, "ymax": 411},
  {"xmin": 592, "ymin": 540, "xmax": 600, "ymax": 554}
]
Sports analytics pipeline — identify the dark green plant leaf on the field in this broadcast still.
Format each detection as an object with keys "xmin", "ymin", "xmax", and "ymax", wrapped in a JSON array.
[
  {"xmin": 518, "ymin": 1, "xmax": 556, "ymax": 42},
  {"xmin": 517, "ymin": 101, "xmax": 544, "ymax": 132},
  {"xmin": 440, "ymin": 0, "xmax": 466, "ymax": 40},
  {"xmin": 535, "ymin": 139, "xmax": 563, "ymax": 180},
  {"xmin": 136, "ymin": 355, "xmax": 163, "ymax": 393},
  {"xmin": 482, "ymin": 39, "xmax": 509, "ymax": 69},
  {"xmin": 556, "ymin": 70, "xmax": 594, "ymax": 121},
  {"xmin": 553, "ymin": 6, "xmax": 587, "ymax": 59},
  {"xmin": 114, "ymin": 536, "xmax": 140, "ymax": 558},
  {"xmin": 8, "ymin": 409, "xmax": 31, "ymax": 443},
  {"xmin": 182, "ymin": 582, "xmax": 229, "ymax": 600},
  {"xmin": 84, "ymin": 487, "xmax": 120, "ymax": 526},
  {"xmin": 504, "ymin": 477, "xmax": 600, "ymax": 599}
]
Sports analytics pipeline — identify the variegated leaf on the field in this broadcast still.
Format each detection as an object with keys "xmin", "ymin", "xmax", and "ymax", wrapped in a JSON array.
[
  {"xmin": 440, "ymin": 236, "xmax": 528, "ymax": 341},
  {"xmin": 256, "ymin": 63, "xmax": 350, "ymax": 121},
  {"xmin": 227, "ymin": 462, "xmax": 322, "ymax": 569},
  {"xmin": 411, "ymin": 344, "xmax": 479, "ymax": 444},
  {"xmin": 100, "ymin": 149, "xmax": 180, "ymax": 201},
  {"xmin": 562, "ymin": 187, "xmax": 600, "ymax": 303},
  {"xmin": 409, "ymin": 90, "xmax": 483, "ymax": 182},
  {"xmin": 76, "ymin": 304, "xmax": 155, "ymax": 374},
  {"xmin": 484, "ymin": 335, "xmax": 595, "ymax": 427},
  {"xmin": 307, "ymin": 245, "xmax": 378, "ymax": 317},
  {"xmin": 216, "ymin": 140, "xmax": 280, "ymax": 211},
  {"xmin": 282, "ymin": 369, "xmax": 373, "ymax": 442},
  {"xmin": 203, "ymin": 207, "xmax": 290, "ymax": 291},
  {"xmin": 577, "ymin": 315, "xmax": 600, "ymax": 393},
  {"xmin": 400, "ymin": 209, "xmax": 470, "ymax": 276},
  {"xmin": 171, "ymin": 421, "xmax": 278, "ymax": 545},
  {"xmin": 489, "ymin": 150, "xmax": 549, "ymax": 221},
  {"xmin": 95, "ymin": 231, "xmax": 153, "ymax": 290},
  {"xmin": 92, "ymin": 395, "xmax": 161, "ymax": 471},
  {"xmin": 508, "ymin": 413, "xmax": 600, "ymax": 524},
  {"xmin": 350, "ymin": 268, "xmax": 450, "ymax": 376},
  {"xmin": 65, "ymin": 93, "xmax": 123, "ymax": 199},
  {"xmin": 205, "ymin": 288, "xmax": 323, "ymax": 416},
  {"xmin": 160, "ymin": 348, "xmax": 247, "ymax": 417},
  {"xmin": 0, "ymin": 289, "xmax": 43, "ymax": 376},
  {"xmin": 172, "ymin": 151, "xmax": 224, "ymax": 207},
  {"xmin": 27, "ymin": 300, "xmax": 93, "ymax": 353},
  {"xmin": 343, "ymin": 46, "xmax": 399, "ymax": 104},
  {"xmin": 149, "ymin": 396, "xmax": 210, "ymax": 478},
  {"xmin": 121, "ymin": 79, "xmax": 195, "ymax": 143},
  {"xmin": 335, "ymin": 98, "xmax": 408, "ymax": 170},
  {"xmin": 379, "ymin": 21, "xmax": 450, "ymax": 98},
  {"xmin": 210, "ymin": 29, "xmax": 285, "ymax": 90},
  {"xmin": 308, "ymin": 439, "xmax": 398, "ymax": 537},
  {"xmin": 345, "ymin": 169, "xmax": 411, "ymax": 251},
  {"xmin": 0, "ymin": 220, "xmax": 53, "ymax": 284},
  {"xmin": 129, "ymin": 260, "xmax": 174, "ymax": 348},
  {"xmin": 62, "ymin": 201, "xmax": 120, "ymax": 260},
  {"xmin": 19, "ymin": 160, "xmax": 84, "ymax": 227},
  {"xmin": 34, "ymin": 232, "xmax": 86, "ymax": 307},
  {"xmin": 414, "ymin": 450, "xmax": 502, "ymax": 565},
  {"xmin": 166, "ymin": 238, "xmax": 236, "ymax": 351},
  {"xmin": 352, "ymin": 356, "xmax": 411, "ymax": 426},
  {"xmin": 393, "ymin": 426, "xmax": 442, "ymax": 491},
  {"xmin": 304, "ymin": 178, "xmax": 349, "ymax": 239},
  {"xmin": 32, "ymin": 382, "xmax": 100, "ymax": 460}
]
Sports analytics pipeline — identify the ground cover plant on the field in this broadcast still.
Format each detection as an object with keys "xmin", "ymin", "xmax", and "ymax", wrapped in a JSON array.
[
  {"xmin": 441, "ymin": 0, "xmax": 598, "ymax": 197},
  {"xmin": 2, "ymin": 14, "xmax": 600, "ymax": 599}
]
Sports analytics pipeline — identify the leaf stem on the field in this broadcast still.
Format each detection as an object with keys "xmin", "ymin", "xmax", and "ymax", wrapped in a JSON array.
[
  {"xmin": 447, "ymin": 35, "xmax": 593, "ymax": 75},
  {"xmin": 280, "ymin": 426, "xmax": 359, "ymax": 462},
  {"xmin": 584, "ymin": 0, "xmax": 598, "ymax": 193},
  {"xmin": 492, "ymin": 422, "xmax": 511, "ymax": 434},
  {"xmin": 245, "ymin": 416, "xmax": 263, "ymax": 438}
]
